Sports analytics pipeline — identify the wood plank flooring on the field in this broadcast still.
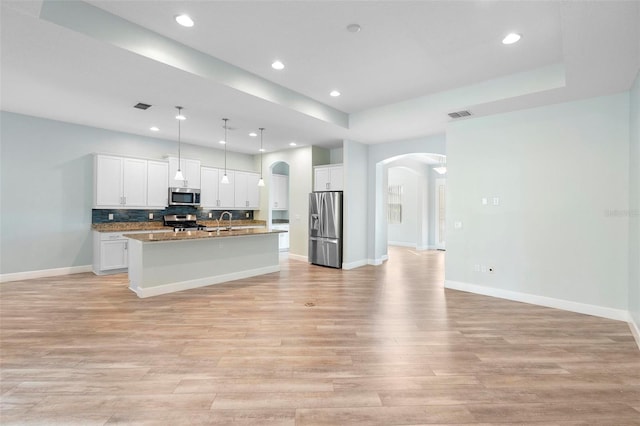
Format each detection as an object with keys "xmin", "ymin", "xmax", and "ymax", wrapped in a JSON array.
[{"xmin": 1, "ymin": 247, "xmax": 639, "ymax": 425}]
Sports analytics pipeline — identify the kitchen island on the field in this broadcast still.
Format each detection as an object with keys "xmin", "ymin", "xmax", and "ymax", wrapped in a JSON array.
[{"xmin": 126, "ymin": 228, "xmax": 283, "ymax": 298}]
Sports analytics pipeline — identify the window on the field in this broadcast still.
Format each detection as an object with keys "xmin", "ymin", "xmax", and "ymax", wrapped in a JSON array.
[{"xmin": 387, "ymin": 185, "xmax": 402, "ymax": 224}]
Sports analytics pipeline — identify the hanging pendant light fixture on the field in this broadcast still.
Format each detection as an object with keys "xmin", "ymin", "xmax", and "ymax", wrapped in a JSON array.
[
  {"xmin": 257, "ymin": 127, "xmax": 265, "ymax": 187},
  {"xmin": 221, "ymin": 118, "xmax": 230, "ymax": 184},
  {"xmin": 174, "ymin": 106, "xmax": 185, "ymax": 181}
]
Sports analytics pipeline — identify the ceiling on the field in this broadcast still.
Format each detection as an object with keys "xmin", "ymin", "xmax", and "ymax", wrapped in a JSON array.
[{"xmin": 1, "ymin": 1, "xmax": 638, "ymax": 155}]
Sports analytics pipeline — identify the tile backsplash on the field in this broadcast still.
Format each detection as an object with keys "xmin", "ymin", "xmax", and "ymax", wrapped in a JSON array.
[{"xmin": 92, "ymin": 207, "xmax": 254, "ymax": 223}]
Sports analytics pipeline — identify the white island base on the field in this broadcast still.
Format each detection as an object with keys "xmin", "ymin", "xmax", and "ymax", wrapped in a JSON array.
[{"xmin": 127, "ymin": 231, "xmax": 280, "ymax": 298}]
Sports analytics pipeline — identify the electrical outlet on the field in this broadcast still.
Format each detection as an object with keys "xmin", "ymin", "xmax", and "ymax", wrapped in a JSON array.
[
  {"xmin": 148, "ymin": 213, "xmax": 153, "ymax": 220},
  {"xmin": 454, "ymin": 221, "xmax": 463, "ymax": 229},
  {"xmin": 208, "ymin": 212, "xmax": 212, "ymax": 218},
  {"xmin": 492, "ymin": 197, "xmax": 500, "ymax": 206},
  {"xmin": 245, "ymin": 212, "xmax": 249, "ymax": 218},
  {"xmin": 481, "ymin": 197, "xmax": 488, "ymax": 205},
  {"xmin": 108, "ymin": 213, "xmax": 114, "ymax": 221}
]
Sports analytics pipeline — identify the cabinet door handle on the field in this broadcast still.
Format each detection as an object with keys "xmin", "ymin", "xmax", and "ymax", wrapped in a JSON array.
[{"xmin": 124, "ymin": 242, "xmax": 128, "ymax": 250}]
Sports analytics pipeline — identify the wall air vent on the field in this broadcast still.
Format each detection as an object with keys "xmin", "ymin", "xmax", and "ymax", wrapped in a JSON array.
[
  {"xmin": 448, "ymin": 110, "xmax": 471, "ymax": 119},
  {"xmin": 134, "ymin": 103, "xmax": 152, "ymax": 110}
]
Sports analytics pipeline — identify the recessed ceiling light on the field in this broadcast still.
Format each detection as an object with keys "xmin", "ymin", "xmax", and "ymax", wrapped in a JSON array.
[
  {"xmin": 272, "ymin": 60, "xmax": 285, "ymax": 70},
  {"xmin": 249, "ymin": 132, "xmax": 257, "ymax": 137},
  {"xmin": 219, "ymin": 140, "xmax": 226, "ymax": 145},
  {"xmin": 175, "ymin": 14, "xmax": 194, "ymax": 27},
  {"xmin": 289, "ymin": 142, "xmax": 297, "ymax": 146},
  {"xmin": 502, "ymin": 33, "xmax": 521, "ymax": 45},
  {"xmin": 150, "ymin": 126, "xmax": 159, "ymax": 132},
  {"xmin": 330, "ymin": 90, "xmax": 341, "ymax": 97},
  {"xmin": 346, "ymin": 23, "xmax": 361, "ymax": 33}
]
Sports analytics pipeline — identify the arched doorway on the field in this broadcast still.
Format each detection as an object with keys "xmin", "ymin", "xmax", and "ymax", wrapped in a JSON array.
[{"xmin": 373, "ymin": 153, "xmax": 446, "ymax": 262}]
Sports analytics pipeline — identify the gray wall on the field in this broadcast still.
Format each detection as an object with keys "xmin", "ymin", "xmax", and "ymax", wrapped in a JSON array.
[
  {"xmin": 630, "ymin": 71, "xmax": 640, "ymax": 331},
  {"xmin": 445, "ymin": 93, "xmax": 630, "ymax": 313},
  {"xmin": 0, "ymin": 112, "xmax": 254, "ymax": 275}
]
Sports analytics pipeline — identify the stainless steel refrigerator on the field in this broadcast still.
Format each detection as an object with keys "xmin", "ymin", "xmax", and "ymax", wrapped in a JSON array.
[{"xmin": 309, "ymin": 191, "xmax": 343, "ymax": 268}]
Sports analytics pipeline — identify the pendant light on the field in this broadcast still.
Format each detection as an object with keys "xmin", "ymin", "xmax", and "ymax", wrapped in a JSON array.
[
  {"xmin": 174, "ymin": 106, "xmax": 185, "ymax": 181},
  {"xmin": 257, "ymin": 127, "xmax": 265, "ymax": 187},
  {"xmin": 221, "ymin": 118, "xmax": 230, "ymax": 184}
]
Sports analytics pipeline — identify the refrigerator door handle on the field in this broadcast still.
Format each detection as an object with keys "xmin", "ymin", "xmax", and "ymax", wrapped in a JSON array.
[{"xmin": 310, "ymin": 236, "xmax": 339, "ymax": 244}]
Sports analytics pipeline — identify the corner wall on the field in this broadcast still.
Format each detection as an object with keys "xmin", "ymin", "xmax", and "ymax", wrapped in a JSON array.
[
  {"xmin": 343, "ymin": 140, "xmax": 369, "ymax": 268},
  {"xmin": 445, "ymin": 93, "xmax": 630, "ymax": 320},
  {"xmin": 629, "ymin": 71, "xmax": 640, "ymax": 340}
]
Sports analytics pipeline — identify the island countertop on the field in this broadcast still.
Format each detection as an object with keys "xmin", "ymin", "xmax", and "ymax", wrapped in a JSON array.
[
  {"xmin": 92, "ymin": 220, "xmax": 266, "ymax": 232},
  {"xmin": 126, "ymin": 228, "xmax": 284, "ymax": 242}
]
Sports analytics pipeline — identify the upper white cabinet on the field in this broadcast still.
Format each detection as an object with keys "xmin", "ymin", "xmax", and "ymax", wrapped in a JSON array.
[
  {"xmin": 94, "ymin": 155, "xmax": 148, "ymax": 208},
  {"xmin": 201, "ymin": 167, "xmax": 236, "ymax": 209},
  {"xmin": 234, "ymin": 171, "xmax": 260, "ymax": 209},
  {"xmin": 314, "ymin": 164, "xmax": 343, "ymax": 191},
  {"xmin": 147, "ymin": 161, "xmax": 169, "ymax": 208},
  {"xmin": 272, "ymin": 174, "xmax": 289, "ymax": 210},
  {"xmin": 169, "ymin": 157, "xmax": 201, "ymax": 189}
]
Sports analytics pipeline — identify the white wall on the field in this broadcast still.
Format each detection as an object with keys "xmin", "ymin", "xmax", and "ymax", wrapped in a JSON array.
[
  {"xmin": 629, "ymin": 71, "xmax": 640, "ymax": 335},
  {"xmin": 0, "ymin": 112, "xmax": 255, "ymax": 275},
  {"xmin": 342, "ymin": 140, "xmax": 369, "ymax": 268},
  {"xmin": 387, "ymin": 167, "xmax": 419, "ymax": 246},
  {"xmin": 445, "ymin": 93, "xmax": 630, "ymax": 319}
]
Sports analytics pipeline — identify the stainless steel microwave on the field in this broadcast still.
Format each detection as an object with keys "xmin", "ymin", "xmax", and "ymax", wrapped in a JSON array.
[{"xmin": 168, "ymin": 187, "xmax": 201, "ymax": 206}]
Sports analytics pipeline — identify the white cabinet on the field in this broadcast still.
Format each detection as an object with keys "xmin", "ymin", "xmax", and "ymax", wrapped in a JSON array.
[
  {"xmin": 169, "ymin": 157, "xmax": 201, "ymax": 189},
  {"xmin": 234, "ymin": 171, "xmax": 261, "ymax": 209},
  {"xmin": 92, "ymin": 231, "xmax": 129, "ymax": 274},
  {"xmin": 314, "ymin": 164, "xmax": 343, "ymax": 191},
  {"xmin": 272, "ymin": 224, "xmax": 290, "ymax": 251},
  {"xmin": 94, "ymin": 155, "xmax": 147, "ymax": 208},
  {"xmin": 201, "ymin": 167, "xmax": 235, "ymax": 208},
  {"xmin": 201, "ymin": 167, "xmax": 221, "ymax": 208},
  {"xmin": 218, "ymin": 170, "xmax": 235, "ymax": 208},
  {"xmin": 272, "ymin": 174, "xmax": 289, "ymax": 210},
  {"xmin": 147, "ymin": 161, "xmax": 169, "ymax": 208}
]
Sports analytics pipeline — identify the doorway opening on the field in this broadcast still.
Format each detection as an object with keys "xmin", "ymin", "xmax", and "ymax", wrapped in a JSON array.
[
  {"xmin": 270, "ymin": 161, "xmax": 290, "ymax": 252},
  {"xmin": 374, "ymin": 153, "xmax": 446, "ymax": 264}
]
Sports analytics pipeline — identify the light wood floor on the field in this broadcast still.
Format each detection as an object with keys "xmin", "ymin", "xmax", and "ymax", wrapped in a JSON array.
[{"xmin": 1, "ymin": 247, "xmax": 639, "ymax": 425}]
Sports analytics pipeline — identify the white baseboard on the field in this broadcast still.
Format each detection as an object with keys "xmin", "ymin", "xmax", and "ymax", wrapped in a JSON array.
[
  {"xmin": 287, "ymin": 253, "xmax": 308, "ymax": 262},
  {"xmin": 130, "ymin": 265, "xmax": 280, "ymax": 298},
  {"xmin": 388, "ymin": 241, "xmax": 416, "ymax": 248},
  {"xmin": 343, "ymin": 259, "xmax": 368, "ymax": 270},
  {"xmin": 444, "ymin": 280, "xmax": 630, "ymax": 323},
  {"xmin": 0, "ymin": 265, "xmax": 92, "ymax": 283},
  {"xmin": 628, "ymin": 314, "xmax": 640, "ymax": 350}
]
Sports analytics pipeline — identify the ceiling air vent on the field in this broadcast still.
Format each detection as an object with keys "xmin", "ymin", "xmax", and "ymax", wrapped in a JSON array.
[
  {"xmin": 448, "ymin": 110, "xmax": 471, "ymax": 119},
  {"xmin": 134, "ymin": 102, "xmax": 152, "ymax": 110}
]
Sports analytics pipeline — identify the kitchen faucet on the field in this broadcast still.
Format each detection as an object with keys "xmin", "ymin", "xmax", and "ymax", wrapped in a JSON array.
[{"xmin": 217, "ymin": 211, "xmax": 233, "ymax": 231}]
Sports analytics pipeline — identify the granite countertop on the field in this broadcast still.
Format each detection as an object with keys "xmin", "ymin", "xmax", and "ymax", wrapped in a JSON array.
[
  {"xmin": 92, "ymin": 220, "xmax": 266, "ymax": 232},
  {"xmin": 126, "ymin": 227, "xmax": 284, "ymax": 242}
]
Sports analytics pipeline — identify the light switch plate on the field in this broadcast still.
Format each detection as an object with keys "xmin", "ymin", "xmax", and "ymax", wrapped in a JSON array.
[
  {"xmin": 454, "ymin": 221, "xmax": 463, "ymax": 229},
  {"xmin": 108, "ymin": 213, "xmax": 114, "ymax": 221},
  {"xmin": 492, "ymin": 197, "xmax": 500, "ymax": 206}
]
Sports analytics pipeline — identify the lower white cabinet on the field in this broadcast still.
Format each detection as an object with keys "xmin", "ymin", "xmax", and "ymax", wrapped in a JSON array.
[
  {"xmin": 93, "ymin": 231, "xmax": 130, "ymax": 274},
  {"xmin": 272, "ymin": 224, "xmax": 290, "ymax": 251},
  {"xmin": 92, "ymin": 230, "xmax": 170, "ymax": 274}
]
